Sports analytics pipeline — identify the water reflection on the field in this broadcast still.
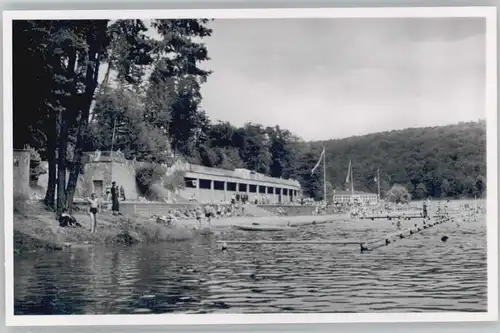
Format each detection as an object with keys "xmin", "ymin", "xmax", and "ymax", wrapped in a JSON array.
[{"xmin": 15, "ymin": 206, "xmax": 487, "ymax": 314}]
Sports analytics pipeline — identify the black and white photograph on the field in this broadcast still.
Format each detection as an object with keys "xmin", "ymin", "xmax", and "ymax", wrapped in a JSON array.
[{"xmin": 3, "ymin": 7, "xmax": 498, "ymax": 326}]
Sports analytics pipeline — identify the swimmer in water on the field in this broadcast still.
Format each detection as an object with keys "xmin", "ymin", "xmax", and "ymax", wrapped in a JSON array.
[{"xmin": 395, "ymin": 217, "xmax": 402, "ymax": 229}]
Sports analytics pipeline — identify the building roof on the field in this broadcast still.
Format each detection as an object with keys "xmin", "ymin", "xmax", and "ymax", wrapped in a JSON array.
[
  {"xmin": 333, "ymin": 190, "xmax": 377, "ymax": 196},
  {"xmin": 83, "ymin": 151, "xmax": 301, "ymax": 189},
  {"xmin": 187, "ymin": 164, "xmax": 301, "ymax": 188}
]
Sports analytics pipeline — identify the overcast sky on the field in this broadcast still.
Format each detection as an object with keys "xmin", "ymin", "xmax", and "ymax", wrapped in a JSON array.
[{"xmin": 198, "ymin": 18, "xmax": 486, "ymax": 141}]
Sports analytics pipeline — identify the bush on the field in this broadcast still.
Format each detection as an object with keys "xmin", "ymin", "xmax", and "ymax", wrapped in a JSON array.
[
  {"xmin": 163, "ymin": 169, "xmax": 186, "ymax": 192},
  {"xmin": 386, "ymin": 184, "xmax": 412, "ymax": 203},
  {"xmin": 135, "ymin": 164, "xmax": 167, "ymax": 195}
]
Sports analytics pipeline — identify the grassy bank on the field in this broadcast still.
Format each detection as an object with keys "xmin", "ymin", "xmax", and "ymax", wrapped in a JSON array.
[
  {"xmin": 13, "ymin": 200, "xmax": 348, "ymax": 254},
  {"xmin": 13, "ymin": 200, "xmax": 197, "ymax": 254}
]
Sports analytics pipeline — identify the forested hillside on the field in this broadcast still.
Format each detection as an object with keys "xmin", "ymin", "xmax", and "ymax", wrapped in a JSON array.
[{"xmin": 310, "ymin": 121, "xmax": 486, "ymax": 200}]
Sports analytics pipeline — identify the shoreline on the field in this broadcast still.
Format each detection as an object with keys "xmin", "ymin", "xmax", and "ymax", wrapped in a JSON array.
[{"xmin": 13, "ymin": 201, "xmax": 348, "ymax": 254}]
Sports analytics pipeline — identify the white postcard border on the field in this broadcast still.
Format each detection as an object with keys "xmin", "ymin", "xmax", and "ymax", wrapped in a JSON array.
[{"xmin": 3, "ymin": 6, "xmax": 498, "ymax": 327}]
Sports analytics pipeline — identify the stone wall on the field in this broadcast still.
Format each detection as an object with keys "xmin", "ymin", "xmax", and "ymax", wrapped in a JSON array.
[
  {"xmin": 34, "ymin": 158, "xmax": 140, "ymax": 200},
  {"xmin": 34, "ymin": 162, "xmax": 85, "ymax": 197},
  {"xmin": 13, "ymin": 150, "xmax": 30, "ymax": 198},
  {"xmin": 119, "ymin": 202, "xmax": 233, "ymax": 216},
  {"xmin": 257, "ymin": 204, "xmax": 316, "ymax": 216},
  {"xmin": 119, "ymin": 202, "xmax": 313, "ymax": 217},
  {"xmin": 77, "ymin": 161, "xmax": 139, "ymax": 199},
  {"xmin": 110, "ymin": 161, "xmax": 139, "ymax": 200},
  {"xmin": 28, "ymin": 151, "xmax": 301, "ymax": 204}
]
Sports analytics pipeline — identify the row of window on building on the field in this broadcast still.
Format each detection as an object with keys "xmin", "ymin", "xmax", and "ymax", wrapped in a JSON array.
[{"xmin": 185, "ymin": 177, "xmax": 299, "ymax": 197}]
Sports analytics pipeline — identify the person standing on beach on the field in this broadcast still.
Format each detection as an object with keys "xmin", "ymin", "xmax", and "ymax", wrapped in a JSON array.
[
  {"xmin": 230, "ymin": 193, "xmax": 236, "ymax": 212},
  {"xmin": 120, "ymin": 185, "xmax": 126, "ymax": 201},
  {"xmin": 195, "ymin": 206, "xmax": 203, "ymax": 229},
  {"xmin": 204, "ymin": 204, "xmax": 213, "ymax": 227},
  {"xmin": 87, "ymin": 193, "xmax": 100, "ymax": 233},
  {"xmin": 111, "ymin": 181, "xmax": 120, "ymax": 215},
  {"xmin": 216, "ymin": 203, "xmax": 222, "ymax": 219}
]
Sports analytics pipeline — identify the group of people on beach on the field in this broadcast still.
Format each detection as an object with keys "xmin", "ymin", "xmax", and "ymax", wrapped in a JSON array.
[{"xmin": 153, "ymin": 201, "xmax": 249, "ymax": 229}]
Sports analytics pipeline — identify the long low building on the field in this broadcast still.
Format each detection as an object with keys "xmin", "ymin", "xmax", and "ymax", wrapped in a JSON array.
[
  {"xmin": 180, "ymin": 164, "xmax": 301, "ymax": 204},
  {"xmin": 332, "ymin": 190, "xmax": 378, "ymax": 204},
  {"xmin": 31, "ymin": 151, "xmax": 302, "ymax": 204}
]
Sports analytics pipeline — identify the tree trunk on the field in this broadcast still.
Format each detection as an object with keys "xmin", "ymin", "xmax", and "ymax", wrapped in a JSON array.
[
  {"xmin": 66, "ymin": 102, "xmax": 93, "ymax": 214},
  {"xmin": 44, "ymin": 112, "xmax": 57, "ymax": 208},
  {"xmin": 66, "ymin": 22, "xmax": 107, "ymax": 214},
  {"xmin": 56, "ymin": 110, "xmax": 69, "ymax": 214},
  {"xmin": 55, "ymin": 51, "xmax": 78, "ymax": 215}
]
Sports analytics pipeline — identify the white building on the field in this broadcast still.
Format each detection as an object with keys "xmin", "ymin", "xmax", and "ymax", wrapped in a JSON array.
[
  {"xmin": 177, "ymin": 163, "xmax": 301, "ymax": 204},
  {"xmin": 332, "ymin": 190, "xmax": 378, "ymax": 204}
]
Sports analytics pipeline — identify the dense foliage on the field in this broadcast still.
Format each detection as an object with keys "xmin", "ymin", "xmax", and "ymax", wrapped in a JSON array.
[
  {"xmin": 317, "ymin": 121, "xmax": 486, "ymax": 200},
  {"xmin": 386, "ymin": 184, "xmax": 412, "ymax": 204},
  {"xmin": 135, "ymin": 164, "xmax": 167, "ymax": 195},
  {"xmin": 13, "ymin": 19, "xmax": 212, "ymax": 213}
]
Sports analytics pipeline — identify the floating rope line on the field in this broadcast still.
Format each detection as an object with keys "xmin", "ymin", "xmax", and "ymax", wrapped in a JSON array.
[
  {"xmin": 218, "ymin": 216, "xmax": 453, "ymax": 253},
  {"xmin": 360, "ymin": 214, "xmax": 447, "ymax": 221},
  {"xmin": 216, "ymin": 240, "xmax": 363, "ymax": 245},
  {"xmin": 361, "ymin": 214, "xmax": 422, "ymax": 221},
  {"xmin": 361, "ymin": 216, "xmax": 452, "ymax": 252}
]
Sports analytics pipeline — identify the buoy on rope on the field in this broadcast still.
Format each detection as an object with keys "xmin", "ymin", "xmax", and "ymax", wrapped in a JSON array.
[
  {"xmin": 221, "ymin": 242, "xmax": 228, "ymax": 251},
  {"xmin": 441, "ymin": 236, "xmax": 449, "ymax": 242},
  {"xmin": 360, "ymin": 243, "xmax": 369, "ymax": 253}
]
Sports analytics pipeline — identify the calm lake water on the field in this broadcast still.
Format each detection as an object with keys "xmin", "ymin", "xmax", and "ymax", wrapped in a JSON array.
[{"xmin": 14, "ymin": 201, "xmax": 487, "ymax": 314}]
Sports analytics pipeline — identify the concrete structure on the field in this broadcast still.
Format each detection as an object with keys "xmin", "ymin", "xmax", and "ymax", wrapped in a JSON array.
[
  {"xmin": 35, "ymin": 151, "xmax": 140, "ymax": 200},
  {"xmin": 178, "ymin": 164, "xmax": 301, "ymax": 204},
  {"xmin": 79, "ymin": 151, "xmax": 139, "ymax": 199},
  {"xmin": 332, "ymin": 190, "xmax": 378, "ymax": 204},
  {"xmin": 13, "ymin": 150, "xmax": 30, "ymax": 198},
  {"xmin": 32, "ymin": 150, "xmax": 301, "ymax": 204}
]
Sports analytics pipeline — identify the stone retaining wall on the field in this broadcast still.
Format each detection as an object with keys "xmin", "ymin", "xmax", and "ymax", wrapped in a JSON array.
[{"xmin": 116, "ymin": 202, "xmax": 312, "ymax": 217}]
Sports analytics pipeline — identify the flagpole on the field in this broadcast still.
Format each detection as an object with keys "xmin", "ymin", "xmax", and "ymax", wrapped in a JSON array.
[
  {"xmin": 323, "ymin": 146, "xmax": 327, "ymax": 203},
  {"xmin": 351, "ymin": 161, "xmax": 354, "ymax": 194},
  {"xmin": 110, "ymin": 117, "xmax": 117, "ymax": 183},
  {"xmin": 377, "ymin": 168, "xmax": 380, "ymax": 203},
  {"xmin": 350, "ymin": 160, "xmax": 354, "ymax": 204}
]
